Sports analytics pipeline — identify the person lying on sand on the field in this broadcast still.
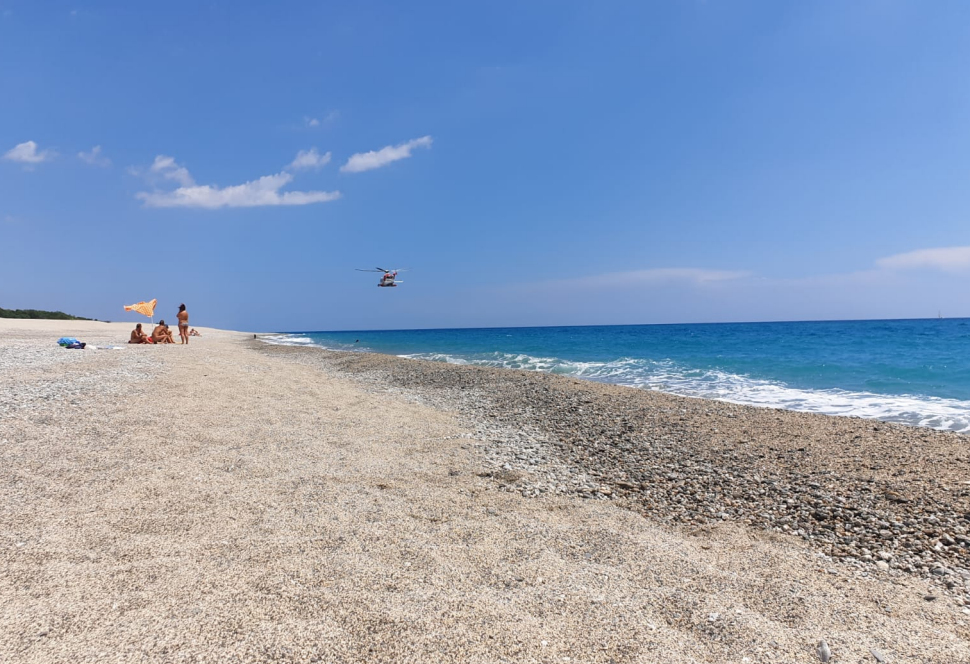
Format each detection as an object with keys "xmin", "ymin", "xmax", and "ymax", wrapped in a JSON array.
[
  {"xmin": 152, "ymin": 321, "xmax": 175, "ymax": 344},
  {"xmin": 129, "ymin": 323, "xmax": 154, "ymax": 344},
  {"xmin": 189, "ymin": 328, "xmax": 200, "ymax": 337}
]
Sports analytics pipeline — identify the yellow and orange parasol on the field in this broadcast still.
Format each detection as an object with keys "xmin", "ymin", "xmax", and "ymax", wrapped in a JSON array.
[{"xmin": 124, "ymin": 299, "xmax": 157, "ymax": 323}]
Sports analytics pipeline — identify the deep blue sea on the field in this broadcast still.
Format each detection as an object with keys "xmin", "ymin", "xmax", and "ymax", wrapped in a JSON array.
[{"xmin": 263, "ymin": 319, "xmax": 970, "ymax": 433}]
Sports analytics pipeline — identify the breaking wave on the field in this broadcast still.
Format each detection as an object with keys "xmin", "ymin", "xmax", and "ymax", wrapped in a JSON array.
[
  {"xmin": 258, "ymin": 333, "xmax": 361, "ymax": 351},
  {"xmin": 400, "ymin": 351, "xmax": 970, "ymax": 433},
  {"xmin": 261, "ymin": 335, "xmax": 970, "ymax": 432}
]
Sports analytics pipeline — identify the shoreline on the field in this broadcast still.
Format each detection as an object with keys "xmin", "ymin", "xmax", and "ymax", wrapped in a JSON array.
[
  {"xmin": 3, "ymin": 320, "xmax": 970, "ymax": 662},
  {"xmin": 257, "ymin": 341, "xmax": 970, "ymax": 581},
  {"xmin": 256, "ymin": 331, "xmax": 970, "ymax": 435}
]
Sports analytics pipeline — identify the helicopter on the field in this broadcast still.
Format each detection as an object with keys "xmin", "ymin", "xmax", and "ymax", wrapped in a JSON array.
[{"xmin": 356, "ymin": 267, "xmax": 405, "ymax": 287}]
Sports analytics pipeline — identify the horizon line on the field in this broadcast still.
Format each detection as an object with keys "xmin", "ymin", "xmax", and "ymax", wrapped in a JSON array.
[{"xmin": 277, "ymin": 314, "xmax": 964, "ymax": 336}]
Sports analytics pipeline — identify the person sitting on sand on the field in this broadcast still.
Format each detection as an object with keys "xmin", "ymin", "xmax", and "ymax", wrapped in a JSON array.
[
  {"xmin": 129, "ymin": 323, "xmax": 154, "ymax": 344},
  {"xmin": 152, "ymin": 320, "xmax": 175, "ymax": 344},
  {"xmin": 189, "ymin": 328, "xmax": 201, "ymax": 337}
]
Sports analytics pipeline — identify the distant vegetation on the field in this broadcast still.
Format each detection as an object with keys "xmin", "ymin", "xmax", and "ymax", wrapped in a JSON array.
[{"xmin": 0, "ymin": 307, "xmax": 94, "ymax": 321}]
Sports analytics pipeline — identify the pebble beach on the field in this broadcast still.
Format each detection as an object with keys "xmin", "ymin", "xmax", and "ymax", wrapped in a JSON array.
[
  {"xmin": 3, "ymin": 319, "xmax": 970, "ymax": 663},
  {"xmin": 281, "ymin": 345, "xmax": 970, "ymax": 580}
]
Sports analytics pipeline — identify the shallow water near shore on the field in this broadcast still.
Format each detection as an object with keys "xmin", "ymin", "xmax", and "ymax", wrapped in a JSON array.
[{"xmin": 263, "ymin": 318, "xmax": 970, "ymax": 432}]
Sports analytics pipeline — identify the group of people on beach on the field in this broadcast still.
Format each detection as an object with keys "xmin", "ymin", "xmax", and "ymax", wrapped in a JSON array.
[{"xmin": 129, "ymin": 303, "xmax": 198, "ymax": 345}]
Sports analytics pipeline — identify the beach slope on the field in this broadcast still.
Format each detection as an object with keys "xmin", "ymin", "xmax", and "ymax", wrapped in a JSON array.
[{"xmin": 1, "ymin": 320, "xmax": 968, "ymax": 663}]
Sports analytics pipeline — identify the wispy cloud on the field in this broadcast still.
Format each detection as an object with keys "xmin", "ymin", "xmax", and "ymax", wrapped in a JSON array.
[
  {"xmin": 149, "ymin": 155, "xmax": 195, "ymax": 186},
  {"xmin": 341, "ymin": 135, "xmax": 432, "ymax": 173},
  {"xmin": 876, "ymin": 246, "xmax": 970, "ymax": 273},
  {"xmin": 78, "ymin": 145, "xmax": 111, "ymax": 167},
  {"xmin": 303, "ymin": 111, "xmax": 338, "ymax": 129},
  {"xmin": 288, "ymin": 148, "xmax": 331, "ymax": 171},
  {"xmin": 135, "ymin": 155, "xmax": 341, "ymax": 209},
  {"xmin": 3, "ymin": 140, "xmax": 55, "ymax": 165},
  {"xmin": 563, "ymin": 268, "xmax": 751, "ymax": 289}
]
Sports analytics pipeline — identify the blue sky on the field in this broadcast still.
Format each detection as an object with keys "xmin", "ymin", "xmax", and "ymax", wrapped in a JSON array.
[{"xmin": 2, "ymin": 0, "xmax": 970, "ymax": 331}]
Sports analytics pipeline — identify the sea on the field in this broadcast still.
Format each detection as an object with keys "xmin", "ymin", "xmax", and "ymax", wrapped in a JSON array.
[{"xmin": 262, "ymin": 318, "xmax": 970, "ymax": 433}]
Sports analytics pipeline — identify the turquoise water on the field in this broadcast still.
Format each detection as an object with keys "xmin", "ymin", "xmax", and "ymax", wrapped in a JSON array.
[{"xmin": 264, "ymin": 319, "xmax": 970, "ymax": 432}]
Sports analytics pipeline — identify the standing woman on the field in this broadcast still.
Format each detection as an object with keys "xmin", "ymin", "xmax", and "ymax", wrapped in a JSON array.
[{"xmin": 177, "ymin": 303, "xmax": 190, "ymax": 344}]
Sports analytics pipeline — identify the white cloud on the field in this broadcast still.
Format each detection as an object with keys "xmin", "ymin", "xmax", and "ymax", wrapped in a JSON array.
[
  {"xmin": 78, "ymin": 145, "xmax": 111, "ymax": 167},
  {"xmin": 303, "ymin": 111, "xmax": 338, "ymax": 129},
  {"xmin": 135, "ymin": 155, "xmax": 341, "ymax": 209},
  {"xmin": 341, "ymin": 135, "xmax": 432, "ymax": 173},
  {"xmin": 288, "ymin": 148, "xmax": 331, "ymax": 171},
  {"xmin": 150, "ymin": 155, "xmax": 195, "ymax": 186},
  {"xmin": 3, "ymin": 140, "xmax": 55, "ymax": 164},
  {"xmin": 876, "ymin": 246, "xmax": 970, "ymax": 273}
]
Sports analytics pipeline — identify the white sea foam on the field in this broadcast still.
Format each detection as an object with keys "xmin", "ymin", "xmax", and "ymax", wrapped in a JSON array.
[
  {"xmin": 259, "ymin": 333, "xmax": 367, "ymax": 352},
  {"xmin": 402, "ymin": 351, "xmax": 970, "ymax": 433},
  {"xmin": 627, "ymin": 366, "xmax": 970, "ymax": 433},
  {"xmin": 257, "ymin": 339, "xmax": 970, "ymax": 432},
  {"xmin": 259, "ymin": 334, "xmax": 319, "ymax": 346}
]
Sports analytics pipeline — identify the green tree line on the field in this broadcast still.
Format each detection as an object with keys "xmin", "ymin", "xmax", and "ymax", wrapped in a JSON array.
[{"xmin": 0, "ymin": 307, "xmax": 93, "ymax": 320}]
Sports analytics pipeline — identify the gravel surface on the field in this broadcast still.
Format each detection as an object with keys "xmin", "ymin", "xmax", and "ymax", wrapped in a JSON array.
[
  {"xmin": 3, "ymin": 321, "xmax": 970, "ymax": 663},
  {"xmin": 274, "ymin": 346, "xmax": 970, "ymax": 582},
  {"xmin": 262, "ymin": 344, "xmax": 970, "ymax": 610}
]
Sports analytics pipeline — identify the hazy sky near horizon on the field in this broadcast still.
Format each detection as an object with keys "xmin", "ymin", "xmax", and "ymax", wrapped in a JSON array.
[{"xmin": 2, "ymin": 0, "xmax": 970, "ymax": 331}]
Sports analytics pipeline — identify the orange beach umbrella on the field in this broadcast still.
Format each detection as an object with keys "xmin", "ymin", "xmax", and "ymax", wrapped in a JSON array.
[{"xmin": 124, "ymin": 299, "xmax": 157, "ymax": 322}]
